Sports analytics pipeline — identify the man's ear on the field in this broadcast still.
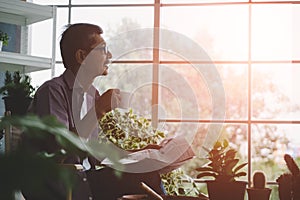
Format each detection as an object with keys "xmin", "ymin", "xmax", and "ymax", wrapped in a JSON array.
[{"xmin": 75, "ymin": 49, "xmax": 87, "ymax": 64}]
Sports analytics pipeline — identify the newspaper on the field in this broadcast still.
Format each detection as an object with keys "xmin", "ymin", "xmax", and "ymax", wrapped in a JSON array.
[{"xmin": 101, "ymin": 135, "xmax": 195, "ymax": 174}]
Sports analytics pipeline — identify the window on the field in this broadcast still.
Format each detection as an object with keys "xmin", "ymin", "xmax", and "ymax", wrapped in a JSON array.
[{"xmin": 31, "ymin": 1, "xmax": 300, "ymax": 197}]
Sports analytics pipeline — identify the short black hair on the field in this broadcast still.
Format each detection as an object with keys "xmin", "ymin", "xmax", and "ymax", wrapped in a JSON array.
[{"xmin": 60, "ymin": 23, "xmax": 103, "ymax": 69}]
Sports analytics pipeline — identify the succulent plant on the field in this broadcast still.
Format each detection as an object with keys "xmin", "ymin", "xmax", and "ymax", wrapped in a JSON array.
[
  {"xmin": 195, "ymin": 139, "xmax": 247, "ymax": 182},
  {"xmin": 253, "ymin": 171, "xmax": 266, "ymax": 189},
  {"xmin": 247, "ymin": 171, "xmax": 272, "ymax": 200},
  {"xmin": 276, "ymin": 154, "xmax": 300, "ymax": 200}
]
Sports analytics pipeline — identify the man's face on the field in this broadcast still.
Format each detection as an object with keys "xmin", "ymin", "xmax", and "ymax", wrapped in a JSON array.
[{"xmin": 83, "ymin": 33, "xmax": 112, "ymax": 77}]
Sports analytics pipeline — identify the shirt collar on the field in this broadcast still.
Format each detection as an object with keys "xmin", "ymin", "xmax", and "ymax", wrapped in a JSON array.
[{"xmin": 63, "ymin": 69, "xmax": 97, "ymax": 96}]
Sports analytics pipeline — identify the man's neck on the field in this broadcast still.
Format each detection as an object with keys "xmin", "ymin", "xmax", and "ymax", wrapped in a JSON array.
[{"xmin": 71, "ymin": 68, "xmax": 94, "ymax": 92}]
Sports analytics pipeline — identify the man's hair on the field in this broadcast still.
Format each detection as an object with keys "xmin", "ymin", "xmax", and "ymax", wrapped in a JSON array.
[{"xmin": 60, "ymin": 23, "xmax": 103, "ymax": 69}]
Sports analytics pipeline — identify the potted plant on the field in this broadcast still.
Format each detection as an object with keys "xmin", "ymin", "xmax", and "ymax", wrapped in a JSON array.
[
  {"xmin": 247, "ymin": 171, "xmax": 272, "ymax": 200},
  {"xmin": 0, "ymin": 30, "xmax": 9, "ymax": 51},
  {"xmin": 0, "ymin": 114, "xmax": 121, "ymax": 199},
  {"xmin": 276, "ymin": 154, "xmax": 300, "ymax": 200},
  {"xmin": 0, "ymin": 71, "xmax": 35, "ymax": 115},
  {"xmin": 195, "ymin": 139, "xmax": 248, "ymax": 200},
  {"xmin": 99, "ymin": 109, "xmax": 206, "ymax": 198}
]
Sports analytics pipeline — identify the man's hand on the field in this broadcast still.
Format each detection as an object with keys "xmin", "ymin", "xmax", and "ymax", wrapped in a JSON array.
[{"xmin": 95, "ymin": 89, "xmax": 121, "ymax": 119}]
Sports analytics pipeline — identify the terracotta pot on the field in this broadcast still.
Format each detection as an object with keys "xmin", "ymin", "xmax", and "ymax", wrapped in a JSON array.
[
  {"xmin": 247, "ymin": 188, "xmax": 272, "ymax": 200},
  {"xmin": 206, "ymin": 180, "xmax": 247, "ymax": 200},
  {"xmin": 3, "ymin": 96, "xmax": 32, "ymax": 116}
]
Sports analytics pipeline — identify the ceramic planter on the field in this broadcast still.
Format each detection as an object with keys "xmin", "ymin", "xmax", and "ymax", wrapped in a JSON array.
[
  {"xmin": 206, "ymin": 180, "xmax": 247, "ymax": 200},
  {"xmin": 247, "ymin": 188, "xmax": 271, "ymax": 200}
]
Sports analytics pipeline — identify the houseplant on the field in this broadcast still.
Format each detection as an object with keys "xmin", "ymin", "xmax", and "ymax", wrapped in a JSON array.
[
  {"xmin": 99, "ymin": 108, "xmax": 203, "ymax": 197},
  {"xmin": 0, "ymin": 114, "xmax": 121, "ymax": 200},
  {"xmin": 246, "ymin": 171, "xmax": 272, "ymax": 200},
  {"xmin": 276, "ymin": 154, "xmax": 300, "ymax": 200},
  {"xmin": 0, "ymin": 30, "xmax": 9, "ymax": 50},
  {"xmin": 0, "ymin": 71, "xmax": 35, "ymax": 115},
  {"xmin": 195, "ymin": 139, "xmax": 248, "ymax": 200}
]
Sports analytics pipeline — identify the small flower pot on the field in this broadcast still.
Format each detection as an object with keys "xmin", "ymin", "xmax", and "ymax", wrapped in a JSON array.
[
  {"xmin": 247, "ymin": 188, "xmax": 272, "ymax": 200},
  {"xmin": 3, "ymin": 96, "xmax": 33, "ymax": 116},
  {"xmin": 206, "ymin": 180, "xmax": 247, "ymax": 200}
]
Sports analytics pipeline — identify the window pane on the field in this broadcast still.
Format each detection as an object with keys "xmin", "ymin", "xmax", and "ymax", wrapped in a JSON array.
[
  {"xmin": 56, "ymin": 8, "xmax": 69, "ymax": 62},
  {"xmin": 252, "ymin": 64, "xmax": 300, "ymax": 120},
  {"xmin": 71, "ymin": 7, "xmax": 153, "ymax": 60},
  {"xmin": 30, "ymin": 69, "xmax": 52, "ymax": 88},
  {"xmin": 159, "ymin": 64, "xmax": 246, "ymax": 120},
  {"xmin": 218, "ymin": 64, "xmax": 248, "ymax": 120},
  {"xmin": 161, "ymin": 5, "xmax": 248, "ymax": 61},
  {"xmin": 93, "ymin": 63, "xmax": 152, "ymax": 117},
  {"xmin": 252, "ymin": 124, "xmax": 300, "ymax": 181},
  {"xmin": 54, "ymin": 63, "xmax": 65, "ymax": 77},
  {"xmin": 252, "ymin": 5, "xmax": 300, "ymax": 60},
  {"xmin": 31, "ymin": 19, "xmax": 53, "ymax": 58},
  {"xmin": 72, "ymin": 0, "xmax": 153, "ymax": 4},
  {"xmin": 159, "ymin": 64, "xmax": 213, "ymax": 120}
]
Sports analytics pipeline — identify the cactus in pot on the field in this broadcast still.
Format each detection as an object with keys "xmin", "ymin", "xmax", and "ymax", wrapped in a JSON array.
[
  {"xmin": 247, "ymin": 171, "xmax": 271, "ymax": 200},
  {"xmin": 276, "ymin": 154, "xmax": 300, "ymax": 200}
]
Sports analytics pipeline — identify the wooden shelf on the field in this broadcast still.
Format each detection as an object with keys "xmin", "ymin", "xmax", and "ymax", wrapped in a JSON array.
[
  {"xmin": 0, "ymin": 51, "xmax": 52, "ymax": 73},
  {"xmin": 0, "ymin": 0, "xmax": 54, "ymax": 26}
]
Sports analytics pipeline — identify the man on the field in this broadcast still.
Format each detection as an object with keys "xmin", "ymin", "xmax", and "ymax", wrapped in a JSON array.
[{"xmin": 28, "ymin": 23, "xmax": 164, "ymax": 200}]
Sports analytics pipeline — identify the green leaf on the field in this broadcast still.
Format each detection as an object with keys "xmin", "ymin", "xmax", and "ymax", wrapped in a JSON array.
[
  {"xmin": 196, "ymin": 172, "xmax": 217, "ymax": 179},
  {"xmin": 235, "ymin": 172, "xmax": 247, "ymax": 177},
  {"xmin": 195, "ymin": 166, "xmax": 213, "ymax": 172},
  {"xmin": 234, "ymin": 162, "xmax": 248, "ymax": 173},
  {"xmin": 223, "ymin": 139, "xmax": 229, "ymax": 148},
  {"xmin": 224, "ymin": 159, "xmax": 239, "ymax": 173}
]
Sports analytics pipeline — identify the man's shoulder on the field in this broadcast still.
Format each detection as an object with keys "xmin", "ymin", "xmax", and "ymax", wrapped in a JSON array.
[
  {"xmin": 40, "ymin": 76, "xmax": 65, "ymax": 88},
  {"xmin": 37, "ymin": 74, "xmax": 69, "ymax": 94}
]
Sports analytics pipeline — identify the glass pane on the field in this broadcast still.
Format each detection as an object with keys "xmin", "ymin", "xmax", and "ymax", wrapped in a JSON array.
[
  {"xmin": 30, "ymin": 69, "xmax": 52, "ymax": 88},
  {"xmin": 252, "ymin": 124, "xmax": 300, "ymax": 181},
  {"xmin": 159, "ymin": 64, "xmax": 246, "ymax": 120},
  {"xmin": 219, "ymin": 64, "xmax": 248, "ymax": 120},
  {"xmin": 71, "ymin": 7, "xmax": 154, "ymax": 60},
  {"xmin": 54, "ymin": 63, "xmax": 65, "ymax": 77},
  {"xmin": 159, "ymin": 64, "xmax": 211, "ymax": 120},
  {"xmin": 72, "ymin": 0, "xmax": 153, "ymax": 4},
  {"xmin": 93, "ymin": 63, "xmax": 152, "ymax": 117},
  {"xmin": 31, "ymin": 19, "xmax": 53, "ymax": 58},
  {"xmin": 55, "ymin": 8, "xmax": 69, "ymax": 62},
  {"xmin": 252, "ymin": 64, "xmax": 300, "ymax": 120},
  {"xmin": 252, "ymin": 5, "xmax": 300, "ymax": 60},
  {"xmin": 161, "ymin": 5, "xmax": 248, "ymax": 61}
]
